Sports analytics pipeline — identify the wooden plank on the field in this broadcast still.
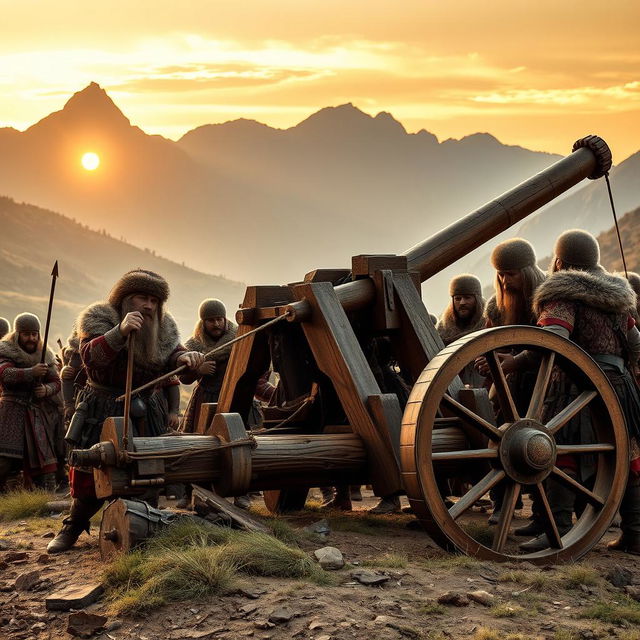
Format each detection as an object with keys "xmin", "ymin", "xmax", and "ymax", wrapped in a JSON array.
[
  {"xmin": 351, "ymin": 254, "xmax": 407, "ymax": 277},
  {"xmin": 192, "ymin": 484, "xmax": 270, "ymax": 533},
  {"xmin": 367, "ymin": 394, "xmax": 403, "ymax": 464},
  {"xmin": 293, "ymin": 282, "xmax": 401, "ymax": 496},
  {"xmin": 304, "ymin": 269, "xmax": 352, "ymax": 283},
  {"xmin": 46, "ymin": 583, "xmax": 104, "ymax": 611}
]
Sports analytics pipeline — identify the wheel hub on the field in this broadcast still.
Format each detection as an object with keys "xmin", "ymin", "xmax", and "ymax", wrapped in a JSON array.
[{"xmin": 499, "ymin": 419, "xmax": 556, "ymax": 483}]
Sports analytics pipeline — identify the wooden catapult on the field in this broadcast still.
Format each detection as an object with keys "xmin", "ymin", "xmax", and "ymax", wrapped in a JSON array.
[{"xmin": 72, "ymin": 135, "xmax": 629, "ymax": 564}]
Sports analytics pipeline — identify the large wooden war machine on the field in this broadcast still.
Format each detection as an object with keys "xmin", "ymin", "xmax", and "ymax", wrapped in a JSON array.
[{"xmin": 72, "ymin": 135, "xmax": 628, "ymax": 564}]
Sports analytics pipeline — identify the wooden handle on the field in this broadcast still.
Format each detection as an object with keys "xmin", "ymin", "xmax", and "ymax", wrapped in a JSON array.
[{"xmin": 122, "ymin": 333, "xmax": 135, "ymax": 451}]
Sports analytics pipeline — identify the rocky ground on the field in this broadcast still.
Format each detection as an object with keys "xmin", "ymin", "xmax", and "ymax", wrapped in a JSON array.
[{"xmin": 1, "ymin": 489, "xmax": 639, "ymax": 640}]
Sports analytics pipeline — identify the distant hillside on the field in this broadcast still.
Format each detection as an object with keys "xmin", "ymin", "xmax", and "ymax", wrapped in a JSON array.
[
  {"xmin": 597, "ymin": 206, "xmax": 640, "ymax": 274},
  {"xmin": 0, "ymin": 197, "xmax": 245, "ymax": 343}
]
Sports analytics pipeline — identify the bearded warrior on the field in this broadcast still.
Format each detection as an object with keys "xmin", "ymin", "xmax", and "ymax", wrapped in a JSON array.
[
  {"xmin": 47, "ymin": 269, "xmax": 203, "ymax": 553},
  {"xmin": 437, "ymin": 274, "xmax": 486, "ymax": 345},
  {"xmin": 0, "ymin": 313, "xmax": 60, "ymax": 491}
]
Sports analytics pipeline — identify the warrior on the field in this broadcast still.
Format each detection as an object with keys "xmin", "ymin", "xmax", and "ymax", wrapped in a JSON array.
[
  {"xmin": 477, "ymin": 238, "xmax": 545, "ymax": 526},
  {"xmin": 47, "ymin": 269, "xmax": 204, "ymax": 553},
  {"xmin": 437, "ymin": 273, "xmax": 486, "ymax": 386},
  {"xmin": 0, "ymin": 317, "xmax": 9, "ymax": 340},
  {"xmin": 508, "ymin": 230, "xmax": 640, "ymax": 553},
  {"xmin": 0, "ymin": 313, "xmax": 60, "ymax": 491}
]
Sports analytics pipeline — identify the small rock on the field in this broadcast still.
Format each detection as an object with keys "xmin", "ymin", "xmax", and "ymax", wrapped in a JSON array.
[
  {"xmin": 373, "ymin": 615, "xmax": 392, "ymax": 625},
  {"xmin": 0, "ymin": 539, "xmax": 11, "ymax": 550},
  {"xmin": 30, "ymin": 622, "xmax": 47, "ymax": 631},
  {"xmin": 317, "ymin": 636, "xmax": 332, "ymax": 640},
  {"xmin": 308, "ymin": 620, "xmax": 324, "ymax": 630},
  {"xmin": 41, "ymin": 531, "xmax": 55, "ymax": 539},
  {"xmin": 351, "ymin": 570, "xmax": 390, "ymax": 586},
  {"xmin": 437, "ymin": 591, "xmax": 470, "ymax": 607},
  {"xmin": 14, "ymin": 570, "xmax": 40, "ymax": 591},
  {"xmin": 303, "ymin": 519, "xmax": 331, "ymax": 536},
  {"xmin": 313, "ymin": 546, "xmax": 344, "ymax": 570},
  {"xmin": 67, "ymin": 611, "xmax": 108, "ymax": 639},
  {"xmin": 254, "ymin": 620, "xmax": 275, "ymax": 630},
  {"xmin": 239, "ymin": 587, "xmax": 264, "ymax": 599},
  {"xmin": 36, "ymin": 554, "xmax": 50, "ymax": 564},
  {"xmin": 4, "ymin": 551, "xmax": 28, "ymax": 563},
  {"xmin": 625, "ymin": 585, "xmax": 640, "ymax": 602},
  {"xmin": 239, "ymin": 604, "xmax": 258, "ymax": 616},
  {"xmin": 467, "ymin": 590, "xmax": 494, "ymax": 607},
  {"xmin": 268, "ymin": 607, "xmax": 295, "ymax": 624},
  {"xmin": 105, "ymin": 620, "xmax": 122, "ymax": 632},
  {"xmin": 0, "ymin": 561, "xmax": 7, "ymax": 570},
  {"xmin": 607, "ymin": 565, "xmax": 633, "ymax": 588}
]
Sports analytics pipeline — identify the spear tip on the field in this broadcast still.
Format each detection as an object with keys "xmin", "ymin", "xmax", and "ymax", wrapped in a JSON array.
[{"xmin": 51, "ymin": 261, "xmax": 59, "ymax": 277}]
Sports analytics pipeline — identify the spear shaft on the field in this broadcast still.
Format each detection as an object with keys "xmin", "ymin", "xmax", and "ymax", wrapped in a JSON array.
[{"xmin": 41, "ymin": 261, "xmax": 59, "ymax": 364}]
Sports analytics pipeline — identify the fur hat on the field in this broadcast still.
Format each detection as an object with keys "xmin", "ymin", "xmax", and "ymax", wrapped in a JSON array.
[
  {"xmin": 199, "ymin": 298, "xmax": 227, "ymax": 319},
  {"xmin": 13, "ymin": 312, "xmax": 41, "ymax": 333},
  {"xmin": 553, "ymin": 229, "xmax": 600, "ymax": 270},
  {"xmin": 108, "ymin": 269, "xmax": 170, "ymax": 309},
  {"xmin": 0, "ymin": 317, "xmax": 9, "ymax": 339},
  {"xmin": 491, "ymin": 238, "xmax": 537, "ymax": 271},
  {"xmin": 449, "ymin": 274, "xmax": 482, "ymax": 297}
]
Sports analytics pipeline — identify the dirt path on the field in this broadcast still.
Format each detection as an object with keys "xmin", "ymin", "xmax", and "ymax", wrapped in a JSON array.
[{"xmin": 1, "ymin": 489, "xmax": 639, "ymax": 640}]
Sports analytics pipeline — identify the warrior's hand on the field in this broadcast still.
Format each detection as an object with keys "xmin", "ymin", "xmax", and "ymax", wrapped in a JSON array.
[
  {"xmin": 198, "ymin": 360, "xmax": 216, "ymax": 376},
  {"xmin": 167, "ymin": 412, "xmax": 179, "ymax": 430},
  {"xmin": 120, "ymin": 311, "xmax": 144, "ymax": 336},
  {"xmin": 177, "ymin": 351, "xmax": 205, "ymax": 370},
  {"xmin": 31, "ymin": 363, "xmax": 49, "ymax": 378},
  {"xmin": 33, "ymin": 384, "xmax": 47, "ymax": 398},
  {"xmin": 61, "ymin": 365, "xmax": 76, "ymax": 381}
]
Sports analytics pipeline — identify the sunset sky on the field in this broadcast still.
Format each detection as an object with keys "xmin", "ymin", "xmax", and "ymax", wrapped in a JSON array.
[{"xmin": 1, "ymin": 0, "xmax": 639, "ymax": 160}]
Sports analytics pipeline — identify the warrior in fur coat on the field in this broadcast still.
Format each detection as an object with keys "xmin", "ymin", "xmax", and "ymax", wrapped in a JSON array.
[
  {"xmin": 47, "ymin": 269, "xmax": 204, "ymax": 554},
  {"xmin": 0, "ymin": 313, "xmax": 60, "ymax": 491}
]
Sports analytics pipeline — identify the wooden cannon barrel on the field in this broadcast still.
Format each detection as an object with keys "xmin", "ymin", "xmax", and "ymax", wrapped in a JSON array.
[{"xmin": 296, "ymin": 135, "xmax": 611, "ymax": 315}]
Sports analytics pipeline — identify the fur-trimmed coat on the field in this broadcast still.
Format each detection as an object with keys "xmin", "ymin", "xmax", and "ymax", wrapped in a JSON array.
[
  {"xmin": 0, "ymin": 334, "xmax": 59, "ymax": 468},
  {"xmin": 534, "ymin": 270, "xmax": 637, "ymax": 358},
  {"xmin": 437, "ymin": 297, "xmax": 485, "ymax": 346},
  {"xmin": 78, "ymin": 302, "xmax": 184, "ymax": 389}
]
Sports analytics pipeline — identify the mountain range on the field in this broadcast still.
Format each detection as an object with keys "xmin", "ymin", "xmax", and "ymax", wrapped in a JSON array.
[{"xmin": 0, "ymin": 82, "xmax": 638, "ymax": 310}]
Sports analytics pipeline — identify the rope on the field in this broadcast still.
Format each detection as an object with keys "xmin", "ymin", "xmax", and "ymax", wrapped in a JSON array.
[
  {"xmin": 118, "ymin": 312, "xmax": 291, "ymax": 401},
  {"xmin": 605, "ymin": 173, "xmax": 628, "ymax": 279}
]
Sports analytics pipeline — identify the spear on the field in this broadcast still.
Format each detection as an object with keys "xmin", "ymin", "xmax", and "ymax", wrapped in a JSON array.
[{"xmin": 41, "ymin": 261, "xmax": 59, "ymax": 364}]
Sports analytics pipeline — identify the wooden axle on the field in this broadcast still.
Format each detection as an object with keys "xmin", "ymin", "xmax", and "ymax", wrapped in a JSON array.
[{"xmin": 71, "ymin": 414, "xmax": 468, "ymax": 500}]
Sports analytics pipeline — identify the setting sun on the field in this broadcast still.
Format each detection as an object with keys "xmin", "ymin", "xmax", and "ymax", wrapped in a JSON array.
[{"xmin": 81, "ymin": 151, "xmax": 100, "ymax": 171}]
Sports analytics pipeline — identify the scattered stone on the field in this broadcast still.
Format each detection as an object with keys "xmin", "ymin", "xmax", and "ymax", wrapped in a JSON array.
[
  {"xmin": 313, "ymin": 546, "xmax": 345, "ymax": 570},
  {"xmin": 36, "ymin": 554, "xmax": 50, "ymax": 564},
  {"xmin": 625, "ymin": 585, "xmax": 640, "ymax": 602},
  {"xmin": 0, "ymin": 581, "xmax": 12, "ymax": 592},
  {"xmin": 437, "ymin": 591, "xmax": 470, "ymax": 607},
  {"xmin": 41, "ymin": 531, "xmax": 55, "ymax": 539},
  {"xmin": 238, "ymin": 604, "xmax": 258, "ymax": 616},
  {"xmin": 309, "ymin": 620, "xmax": 324, "ymax": 630},
  {"xmin": 67, "ymin": 611, "xmax": 108, "ymax": 639},
  {"xmin": 351, "ymin": 570, "xmax": 390, "ymax": 586},
  {"xmin": 105, "ymin": 619, "xmax": 122, "ymax": 632},
  {"xmin": 239, "ymin": 587, "xmax": 264, "ymax": 599},
  {"xmin": 14, "ymin": 570, "xmax": 40, "ymax": 591},
  {"xmin": 607, "ymin": 565, "xmax": 633, "ymax": 588},
  {"xmin": 4, "ymin": 551, "xmax": 28, "ymax": 563},
  {"xmin": 0, "ymin": 539, "xmax": 11, "ymax": 550},
  {"xmin": 303, "ymin": 519, "xmax": 331, "ymax": 537},
  {"xmin": 373, "ymin": 615, "xmax": 392, "ymax": 625},
  {"xmin": 467, "ymin": 590, "xmax": 494, "ymax": 607},
  {"xmin": 46, "ymin": 583, "xmax": 104, "ymax": 611},
  {"xmin": 268, "ymin": 607, "xmax": 296, "ymax": 624},
  {"xmin": 30, "ymin": 622, "xmax": 47, "ymax": 632},
  {"xmin": 253, "ymin": 620, "xmax": 275, "ymax": 630},
  {"xmin": 317, "ymin": 636, "xmax": 332, "ymax": 640}
]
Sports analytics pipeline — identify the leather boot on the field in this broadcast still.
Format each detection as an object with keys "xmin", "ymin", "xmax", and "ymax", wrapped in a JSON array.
[
  {"xmin": 47, "ymin": 497, "xmax": 103, "ymax": 554},
  {"xmin": 328, "ymin": 486, "xmax": 352, "ymax": 511},
  {"xmin": 519, "ymin": 474, "xmax": 575, "ymax": 552},
  {"xmin": 319, "ymin": 486, "xmax": 335, "ymax": 508},
  {"xmin": 369, "ymin": 495, "xmax": 401, "ymax": 515},
  {"xmin": 607, "ymin": 476, "xmax": 640, "ymax": 555}
]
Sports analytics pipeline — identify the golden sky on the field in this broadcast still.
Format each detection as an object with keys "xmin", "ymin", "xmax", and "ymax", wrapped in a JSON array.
[{"xmin": 1, "ymin": 0, "xmax": 639, "ymax": 160}]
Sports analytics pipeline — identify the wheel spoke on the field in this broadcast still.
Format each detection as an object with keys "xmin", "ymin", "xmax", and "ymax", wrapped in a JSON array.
[
  {"xmin": 526, "ymin": 351, "xmax": 555, "ymax": 421},
  {"xmin": 532, "ymin": 482, "xmax": 562, "ymax": 549},
  {"xmin": 432, "ymin": 448, "xmax": 498, "ymax": 461},
  {"xmin": 551, "ymin": 466, "xmax": 605, "ymax": 508},
  {"xmin": 449, "ymin": 469, "xmax": 506, "ymax": 521},
  {"xmin": 442, "ymin": 394, "xmax": 503, "ymax": 442},
  {"xmin": 546, "ymin": 391, "xmax": 597, "ymax": 435},
  {"xmin": 555, "ymin": 443, "xmax": 615, "ymax": 455},
  {"xmin": 492, "ymin": 481, "xmax": 521, "ymax": 552},
  {"xmin": 487, "ymin": 351, "xmax": 520, "ymax": 423}
]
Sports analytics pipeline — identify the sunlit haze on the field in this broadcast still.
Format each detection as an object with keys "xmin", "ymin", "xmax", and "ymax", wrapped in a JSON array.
[
  {"xmin": 81, "ymin": 152, "xmax": 100, "ymax": 171},
  {"xmin": 0, "ymin": 0, "xmax": 638, "ymax": 160}
]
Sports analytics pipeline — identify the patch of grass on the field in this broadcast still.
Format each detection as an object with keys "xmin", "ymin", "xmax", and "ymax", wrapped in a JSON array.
[
  {"xmin": 497, "ymin": 569, "xmax": 552, "ymax": 589},
  {"xmin": 619, "ymin": 632, "xmax": 640, "ymax": 640},
  {"xmin": 471, "ymin": 629, "xmax": 537, "ymax": 640},
  {"xmin": 264, "ymin": 517, "xmax": 302, "ymax": 545},
  {"xmin": 104, "ymin": 520, "xmax": 330, "ymax": 613},
  {"xmin": 557, "ymin": 564, "xmax": 600, "ymax": 589},
  {"xmin": 419, "ymin": 553, "xmax": 480, "ymax": 571},
  {"xmin": 553, "ymin": 630, "xmax": 580, "ymax": 640},
  {"xmin": 580, "ymin": 597, "xmax": 640, "ymax": 625},
  {"xmin": 489, "ymin": 602, "xmax": 525, "ymax": 618},
  {"xmin": 418, "ymin": 601, "xmax": 447, "ymax": 615},
  {"xmin": 328, "ymin": 512, "xmax": 412, "ymax": 535},
  {"xmin": 14, "ymin": 516, "xmax": 59, "ymax": 534},
  {"xmin": 0, "ymin": 490, "xmax": 53, "ymax": 521},
  {"xmin": 461, "ymin": 521, "xmax": 494, "ymax": 547},
  {"xmin": 361, "ymin": 552, "xmax": 408, "ymax": 569}
]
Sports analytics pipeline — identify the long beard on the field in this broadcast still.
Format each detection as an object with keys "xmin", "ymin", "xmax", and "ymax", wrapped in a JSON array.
[
  {"xmin": 122, "ymin": 299, "xmax": 160, "ymax": 365},
  {"xmin": 498, "ymin": 288, "xmax": 528, "ymax": 326}
]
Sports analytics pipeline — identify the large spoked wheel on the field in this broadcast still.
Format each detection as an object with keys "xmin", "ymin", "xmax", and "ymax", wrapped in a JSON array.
[{"xmin": 401, "ymin": 326, "xmax": 629, "ymax": 563}]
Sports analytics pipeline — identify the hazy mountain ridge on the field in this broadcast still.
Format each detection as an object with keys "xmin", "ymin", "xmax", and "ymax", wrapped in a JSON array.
[{"xmin": 0, "ymin": 196, "xmax": 245, "ymax": 343}]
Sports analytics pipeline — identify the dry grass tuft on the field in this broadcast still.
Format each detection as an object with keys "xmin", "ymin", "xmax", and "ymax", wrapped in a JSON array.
[
  {"xmin": 472, "ymin": 628, "xmax": 537, "ymax": 640},
  {"xmin": 0, "ymin": 490, "xmax": 53, "ymax": 521},
  {"xmin": 461, "ymin": 521, "xmax": 494, "ymax": 546},
  {"xmin": 557, "ymin": 564, "xmax": 600, "ymax": 589},
  {"xmin": 489, "ymin": 601, "xmax": 525, "ymax": 618},
  {"xmin": 419, "ymin": 553, "xmax": 480, "ymax": 571},
  {"xmin": 580, "ymin": 596, "xmax": 640, "ymax": 625},
  {"xmin": 553, "ymin": 630, "xmax": 580, "ymax": 640},
  {"xmin": 361, "ymin": 552, "xmax": 408, "ymax": 569}
]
